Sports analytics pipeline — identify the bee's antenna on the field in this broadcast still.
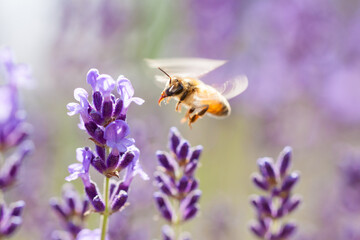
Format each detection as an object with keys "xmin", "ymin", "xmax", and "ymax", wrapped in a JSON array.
[{"xmin": 158, "ymin": 67, "xmax": 172, "ymax": 83}]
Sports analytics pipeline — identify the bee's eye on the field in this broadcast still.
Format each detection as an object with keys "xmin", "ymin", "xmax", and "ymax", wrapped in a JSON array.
[{"xmin": 166, "ymin": 83, "xmax": 183, "ymax": 96}]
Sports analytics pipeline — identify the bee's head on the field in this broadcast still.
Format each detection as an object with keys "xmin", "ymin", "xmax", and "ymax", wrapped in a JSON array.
[
  {"xmin": 164, "ymin": 78, "xmax": 184, "ymax": 96},
  {"xmin": 158, "ymin": 68, "xmax": 184, "ymax": 105}
]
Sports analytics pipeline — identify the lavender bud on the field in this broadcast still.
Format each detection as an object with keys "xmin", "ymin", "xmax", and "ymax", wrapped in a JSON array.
[
  {"xmin": 281, "ymin": 172, "xmax": 300, "ymax": 193},
  {"xmin": 177, "ymin": 141, "xmax": 190, "ymax": 160},
  {"xmin": 85, "ymin": 182, "xmax": 101, "ymax": 200},
  {"xmin": 264, "ymin": 160, "xmax": 276, "ymax": 181},
  {"xmin": 187, "ymin": 190, "xmax": 201, "ymax": 207},
  {"xmin": 8, "ymin": 161, "xmax": 20, "ymax": 179},
  {"xmin": 250, "ymin": 222, "xmax": 266, "ymax": 238},
  {"xmin": 94, "ymin": 128, "xmax": 106, "ymax": 145},
  {"xmin": 91, "ymin": 157, "xmax": 106, "ymax": 174},
  {"xmin": 84, "ymin": 121, "xmax": 98, "ymax": 137},
  {"xmin": 259, "ymin": 196, "xmax": 272, "ymax": 216},
  {"xmin": 113, "ymin": 181, "xmax": 129, "ymax": 198},
  {"xmin": 96, "ymin": 145, "xmax": 106, "ymax": 161},
  {"xmin": 189, "ymin": 146, "xmax": 202, "ymax": 162},
  {"xmin": 155, "ymin": 173, "xmax": 176, "ymax": 196},
  {"xmin": 106, "ymin": 152, "xmax": 119, "ymax": 169},
  {"xmin": 109, "ymin": 181, "xmax": 117, "ymax": 199},
  {"xmin": 154, "ymin": 193, "xmax": 173, "ymax": 222},
  {"xmin": 287, "ymin": 196, "xmax": 301, "ymax": 213},
  {"xmin": 2, "ymin": 216, "xmax": 22, "ymax": 235},
  {"xmin": 66, "ymin": 196, "xmax": 76, "ymax": 213},
  {"xmin": 66, "ymin": 221, "xmax": 82, "ymax": 236},
  {"xmin": 89, "ymin": 110, "xmax": 103, "ymax": 125},
  {"xmin": 278, "ymin": 146, "xmax": 292, "ymax": 178},
  {"xmin": 93, "ymin": 91, "xmax": 103, "ymax": 111},
  {"xmin": 169, "ymin": 127, "xmax": 180, "ymax": 154},
  {"xmin": 178, "ymin": 176, "xmax": 189, "ymax": 193},
  {"xmin": 160, "ymin": 206, "xmax": 173, "ymax": 222},
  {"xmin": 10, "ymin": 201, "xmax": 25, "ymax": 217},
  {"xmin": 113, "ymin": 99, "xmax": 123, "ymax": 118},
  {"xmin": 49, "ymin": 198, "xmax": 68, "ymax": 220},
  {"xmin": 252, "ymin": 173, "xmax": 269, "ymax": 191},
  {"xmin": 276, "ymin": 223, "xmax": 297, "ymax": 238},
  {"xmin": 102, "ymin": 101, "xmax": 113, "ymax": 120},
  {"xmin": 182, "ymin": 205, "xmax": 198, "ymax": 221},
  {"xmin": 111, "ymin": 190, "xmax": 128, "ymax": 212},
  {"xmin": 185, "ymin": 161, "xmax": 198, "ymax": 176},
  {"xmin": 91, "ymin": 195, "xmax": 105, "ymax": 212},
  {"xmin": 160, "ymin": 184, "xmax": 173, "ymax": 196},
  {"xmin": 156, "ymin": 151, "xmax": 174, "ymax": 172},
  {"xmin": 189, "ymin": 180, "xmax": 198, "ymax": 192},
  {"xmin": 118, "ymin": 151, "xmax": 134, "ymax": 169},
  {"xmin": 81, "ymin": 199, "xmax": 89, "ymax": 217}
]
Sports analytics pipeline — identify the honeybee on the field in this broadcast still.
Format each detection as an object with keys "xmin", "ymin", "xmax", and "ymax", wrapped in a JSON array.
[{"xmin": 146, "ymin": 58, "xmax": 248, "ymax": 126}]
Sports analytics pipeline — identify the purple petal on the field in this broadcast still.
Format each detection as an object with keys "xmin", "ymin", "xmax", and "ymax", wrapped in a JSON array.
[
  {"xmin": 86, "ymin": 69, "xmax": 100, "ymax": 90},
  {"xmin": 130, "ymin": 97, "xmax": 145, "ymax": 105},
  {"xmin": 96, "ymin": 74, "xmax": 115, "ymax": 99},
  {"xmin": 74, "ymin": 88, "xmax": 89, "ymax": 103},
  {"xmin": 104, "ymin": 120, "xmax": 132, "ymax": 152}
]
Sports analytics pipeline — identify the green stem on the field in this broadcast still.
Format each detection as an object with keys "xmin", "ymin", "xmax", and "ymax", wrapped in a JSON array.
[{"xmin": 100, "ymin": 177, "xmax": 110, "ymax": 240}]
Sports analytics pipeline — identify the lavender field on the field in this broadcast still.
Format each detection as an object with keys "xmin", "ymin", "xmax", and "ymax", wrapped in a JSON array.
[{"xmin": 1, "ymin": 0, "xmax": 360, "ymax": 239}]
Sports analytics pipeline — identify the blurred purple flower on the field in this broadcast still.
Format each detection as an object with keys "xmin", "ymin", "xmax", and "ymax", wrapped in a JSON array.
[
  {"xmin": 0, "ymin": 47, "xmax": 33, "ymax": 239},
  {"xmin": 189, "ymin": 0, "xmax": 241, "ymax": 58},
  {"xmin": 235, "ymin": 0, "xmax": 360, "ymax": 125},
  {"xmin": 50, "ymin": 184, "xmax": 90, "ymax": 239},
  {"xmin": 339, "ymin": 151, "xmax": 360, "ymax": 212},
  {"xmin": 0, "ymin": 201, "xmax": 25, "ymax": 238},
  {"xmin": 249, "ymin": 146, "xmax": 301, "ymax": 240},
  {"xmin": 0, "ymin": 47, "xmax": 32, "ymax": 87},
  {"xmin": 154, "ymin": 127, "xmax": 202, "ymax": 240}
]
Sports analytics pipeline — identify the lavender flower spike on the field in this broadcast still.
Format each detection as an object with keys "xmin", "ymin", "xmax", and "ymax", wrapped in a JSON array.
[
  {"xmin": 0, "ymin": 47, "xmax": 33, "ymax": 239},
  {"xmin": 249, "ymin": 146, "xmax": 301, "ymax": 240},
  {"xmin": 50, "ymin": 184, "xmax": 90, "ymax": 238},
  {"xmin": 64, "ymin": 68, "xmax": 146, "ymax": 240},
  {"xmin": 154, "ymin": 127, "xmax": 202, "ymax": 240}
]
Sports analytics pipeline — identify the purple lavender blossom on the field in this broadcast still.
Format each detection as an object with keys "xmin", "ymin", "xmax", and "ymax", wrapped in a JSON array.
[
  {"xmin": 154, "ymin": 127, "xmax": 202, "ymax": 240},
  {"xmin": 0, "ymin": 47, "xmax": 33, "ymax": 239},
  {"xmin": 188, "ymin": 0, "xmax": 241, "ymax": 58},
  {"xmin": 65, "ymin": 69, "xmax": 147, "ymax": 239},
  {"xmin": 0, "ymin": 201, "xmax": 25, "ymax": 238},
  {"xmin": 50, "ymin": 184, "xmax": 90, "ymax": 239},
  {"xmin": 0, "ymin": 48, "xmax": 33, "ymax": 190},
  {"xmin": 339, "ymin": 151, "xmax": 360, "ymax": 212},
  {"xmin": 250, "ymin": 146, "xmax": 301, "ymax": 240}
]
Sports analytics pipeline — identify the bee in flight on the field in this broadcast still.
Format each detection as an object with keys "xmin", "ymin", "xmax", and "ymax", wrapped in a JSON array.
[{"xmin": 146, "ymin": 58, "xmax": 248, "ymax": 127}]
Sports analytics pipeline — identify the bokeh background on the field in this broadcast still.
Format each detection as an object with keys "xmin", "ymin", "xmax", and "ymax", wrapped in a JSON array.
[{"xmin": 1, "ymin": 0, "xmax": 360, "ymax": 239}]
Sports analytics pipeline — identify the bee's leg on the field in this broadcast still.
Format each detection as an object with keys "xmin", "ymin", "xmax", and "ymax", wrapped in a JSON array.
[
  {"xmin": 188, "ymin": 105, "xmax": 209, "ymax": 126},
  {"xmin": 175, "ymin": 101, "xmax": 182, "ymax": 112},
  {"xmin": 181, "ymin": 107, "xmax": 195, "ymax": 123},
  {"xmin": 176, "ymin": 91, "xmax": 188, "ymax": 112}
]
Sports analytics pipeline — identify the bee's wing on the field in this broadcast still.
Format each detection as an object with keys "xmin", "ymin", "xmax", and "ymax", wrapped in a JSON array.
[
  {"xmin": 217, "ymin": 75, "xmax": 248, "ymax": 100},
  {"xmin": 154, "ymin": 75, "xmax": 169, "ymax": 85},
  {"xmin": 145, "ymin": 58, "xmax": 227, "ymax": 78}
]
